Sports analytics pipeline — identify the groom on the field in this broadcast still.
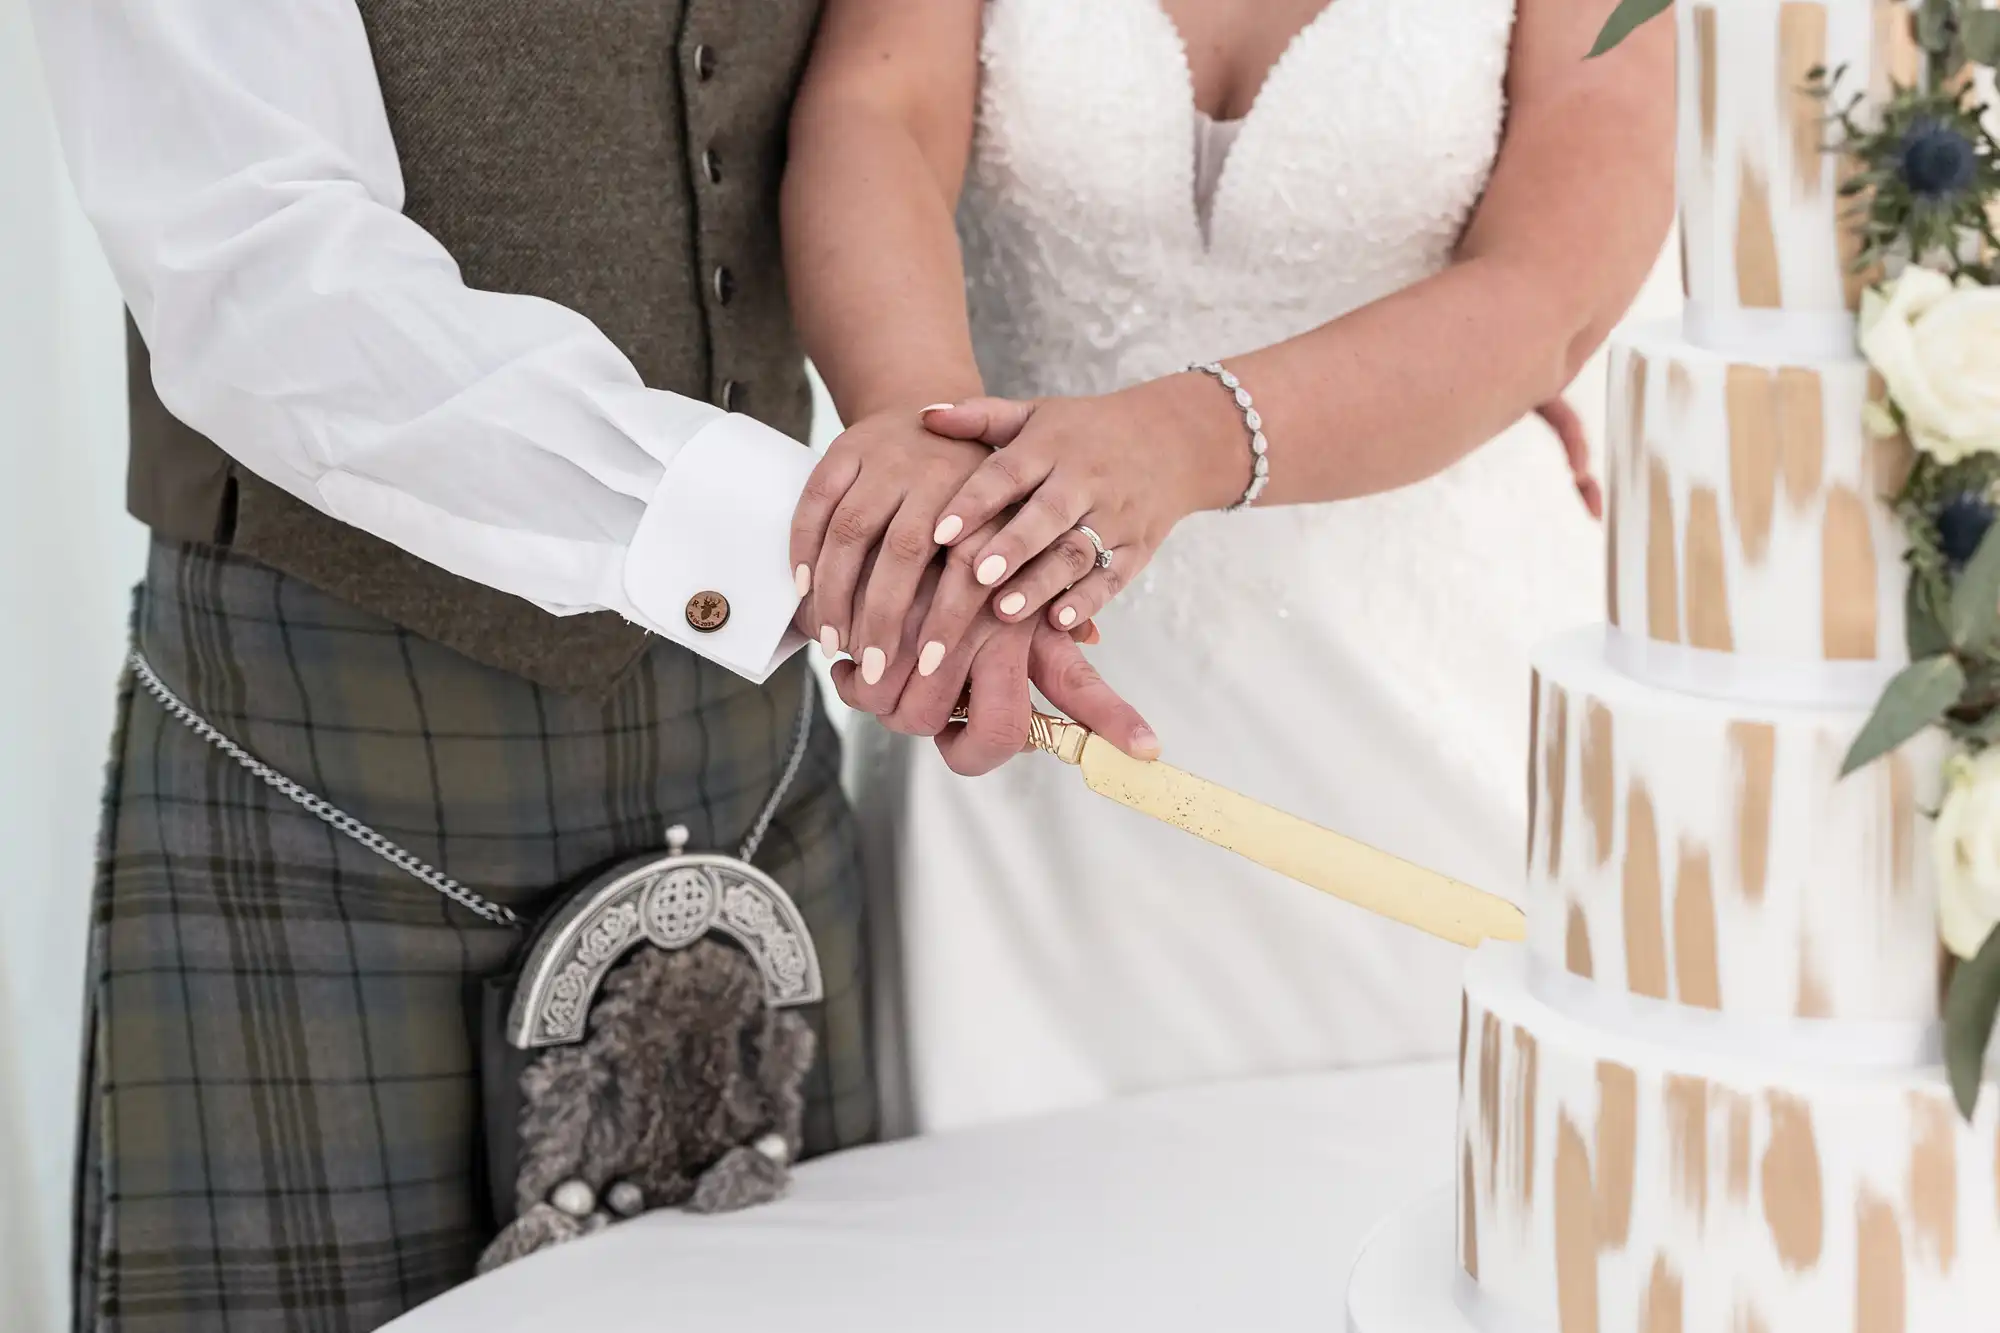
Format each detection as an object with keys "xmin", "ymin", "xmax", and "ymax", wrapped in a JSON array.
[{"xmin": 30, "ymin": 0, "xmax": 1141, "ymax": 1328}]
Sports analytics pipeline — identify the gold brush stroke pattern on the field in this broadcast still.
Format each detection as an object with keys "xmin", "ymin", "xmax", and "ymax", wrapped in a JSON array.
[
  {"xmin": 1683, "ymin": 487, "xmax": 1733, "ymax": 652},
  {"xmin": 1547, "ymin": 686, "xmax": 1571, "ymax": 879},
  {"xmin": 1624, "ymin": 784, "xmax": 1670, "ymax": 1001},
  {"xmin": 1729, "ymin": 722, "xmax": 1776, "ymax": 903},
  {"xmin": 1890, "ymin": 753, "xmax": 1916, "ymax": 899},
  {"xmin": 1514, "ymin": 1029, "xmax": 1539, "ymax": 1207},
  {"xmin": 1872, "ymin": 0, "xmax": 1923, "ymax": 100},
  {"xmin": 1695, "ymin": 6, "xmax": 1717, "ymax": 162},
  {"xmin": 1608, "ymin": 483, "xmax": 1621, "ymax": 626},
  {"xmin": 1736, "ymin": 1307, "xmax": 1772, "ymax": 1333},
  {"xmin": 1909, "ymin": 1094, "xmax": 1957, "ymax": 1271},
  {"xmin": 1582, "ymin": 701, "xmax": 1615, "ymax": 869},
  {"xmin": 1644, "ymin": 1255, "xmax": 1683, "ymax": 1333},
  {"xmin": 1736, "ymin": 160, "xmax": 1784, "ymax": 308},
  {"xmin": 1672, "ymin": 843, "xmax": 1722, "ymax": 1010},
  {"xmin": 1725, "ymin": 1090, "xmax": 1754, "ymax": 1204},
  {"xmin": 1556, "ymin": 1114, "xmax": 1601, "ymax": 1333},
  {"xmin": 1481, "ymin": 1013, "xmax": 1503, "ymax": 1191},
  {"xmin": 1823, "ymin": 485, "xmax": 1879, "ymax": 659},
  {"xmin": 1529, "ymin": 671, "xmax": 1543, "ymax": 872},
  {"xmin": 1763, "ymin": 1091, "xmax": 1825, "ymax": 1271},
  {"xmin": 1776, "ymin": 367, "xmax": 1825, "ymax": 507},
  {"xmin": 1856, "ymin": 1191, "xmax": 1907, "ymax": 1333},
  {"xmin": 1568, "ymin": 900, "xmax": 1595, "ymax": 979},
  {"xmin": 1663, "ymin": 1076, "xmax": 1710, "ymax": 1222},
  {"xmin": 1867, "ymin": 371, "xmax": 1916, "ymax": 494},
  {"xmin": 1462, "ymin": 1139, "xmax": 1480, "ymax": 1280},
  {"xmin": 1778, "ymin": 4, "xmax": 1828, "ymax": 200},
  {"xmin": 1798, "ymin": 934, "xmax": 1833, "ymax": 1018},
  {"xmin": 1647, "ymin": 457, "xmax": 1681, "ymax": 643},
  {"xmin": 1667, "ymin": 361, "xmax": 1693, "ymax": 417},
  {"xmin": 1597, "ymin": 1062, "xmax": 1638, "ymax": 1248},
  {"xmin": 1726, "ymin": 367, "xmax": 1780, "ymax": 563}
]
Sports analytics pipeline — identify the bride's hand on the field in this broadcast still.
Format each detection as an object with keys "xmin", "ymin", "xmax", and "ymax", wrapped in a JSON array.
[
  {"xmin": 916, "ymin": 378, "xmax": 1245, "ymax": 641},
  {"xmin": 1536, "ymin": 396, "xmax": 1602, "ymax": 520}
]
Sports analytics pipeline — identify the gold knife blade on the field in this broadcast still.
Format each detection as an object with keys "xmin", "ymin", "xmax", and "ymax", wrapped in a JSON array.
[{"xmin": 1025, "ymin": 713, "xmax": 1525, "ymax": 949}]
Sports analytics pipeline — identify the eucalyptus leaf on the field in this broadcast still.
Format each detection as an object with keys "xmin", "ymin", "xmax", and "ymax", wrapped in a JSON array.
[
  {"xmin": 1841, "ymin": 654, "xmax": 1966, "ymax": 776},
  {"xmin": 1965, "ymin": 10, "xmax": 2000, "ymax": 67},
  {"xmin": 1909, "ymin": 578, "xmax": 1952, "ymax": 660},
  {"xmin": 1589, "ymin": 0, "xmax": 1673, "ymax": 57},
  {"xmin": 1950, "ymin": 522, "xmax": 2000, "ymax": 650},
  {"xmin": 1918, "ymin": 0, "xmax": 1956, "ymax": 53},
  {"xmin": 1945, "ymin": 926, "xmax": 2000, "ymax": 1119}
]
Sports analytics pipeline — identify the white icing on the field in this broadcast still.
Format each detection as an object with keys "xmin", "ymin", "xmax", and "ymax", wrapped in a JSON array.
[
  {"xmin": 1460, "ymin": 944, "xmax": 2000, "ymax": 1333},
  {"xmin": 1606, "ymin": 323, "xmax": 1909, "ymax": 679},
  {"xmin": 1530, "ymin": 628, "xmax": 1944, "ymax": 1025}
]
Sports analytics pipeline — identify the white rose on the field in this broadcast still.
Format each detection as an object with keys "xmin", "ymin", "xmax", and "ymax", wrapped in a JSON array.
[
  {"xmin": 1859, "ymin": 266, "xmax": 2000, "ymax": 465},
  {"xmin": 1933, "ymin": 749, "xmax": 2000, "ymax": 959}
]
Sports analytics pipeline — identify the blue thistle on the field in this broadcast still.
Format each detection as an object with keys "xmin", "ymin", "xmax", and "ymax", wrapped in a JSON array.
[
  {"xmin": 1900, "ymin": 120, "xmax": 1979, "ymax": 200},
  {"xmin": 1937, "ymin": 492, "xmax": 1996, "ymax": 569}
]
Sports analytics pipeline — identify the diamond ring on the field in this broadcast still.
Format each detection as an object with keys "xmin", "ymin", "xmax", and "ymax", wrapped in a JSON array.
[{"xmin": 1074, "ymin": 524, "xmax": 1114, "ymax": 571}]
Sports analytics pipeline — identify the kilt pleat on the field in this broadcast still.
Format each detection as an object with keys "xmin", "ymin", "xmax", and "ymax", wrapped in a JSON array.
[{"xmin": 73, "ymin": 540, "xmax": 878, "ymax": 1332}]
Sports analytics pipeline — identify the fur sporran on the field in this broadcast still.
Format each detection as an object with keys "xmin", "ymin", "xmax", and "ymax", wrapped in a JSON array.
[{"xmin": 473, "ymin": 818, "xmax": 829, "ymax": 1273}]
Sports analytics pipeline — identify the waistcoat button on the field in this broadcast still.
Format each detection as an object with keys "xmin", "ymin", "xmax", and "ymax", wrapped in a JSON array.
[
  {"xmin": 693, "ymin": 44, "xmax": 717, "ymax": 81},
  {"xmin": 720, "ymin": 380, "xmax": 741, "ymax": 412},
  {"xmin": 685, "ymin": 591, "xmax": 730, "ymax": 633},
  {"xmin": 713, "ymin": 266, "xmax": 735, "ymax": 305},
  {"xmin": 702, "ymin": 149, "xmax": 722, "ymax": 184}
]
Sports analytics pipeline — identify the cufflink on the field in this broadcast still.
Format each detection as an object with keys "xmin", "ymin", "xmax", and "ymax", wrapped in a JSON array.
[{"xmin": 685, "ymin": 591, "xmax": 730, "ymax": 633}]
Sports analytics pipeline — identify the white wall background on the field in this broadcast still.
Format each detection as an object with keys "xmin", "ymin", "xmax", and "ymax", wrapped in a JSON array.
[{"xmin": 0, "ymin": 0, "xmax": 1681, "ymax": 1320}]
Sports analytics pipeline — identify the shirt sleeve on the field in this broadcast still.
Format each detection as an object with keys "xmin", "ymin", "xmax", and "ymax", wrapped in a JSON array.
[{"xmin": 27, "ymin": 0, "xmax": 810, "ymax": 682}]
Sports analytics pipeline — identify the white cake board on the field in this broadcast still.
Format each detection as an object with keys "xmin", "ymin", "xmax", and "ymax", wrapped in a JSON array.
[{"xmin": 1344, "ymin": 1191, "xmax": 1481, "ymax": 1333}]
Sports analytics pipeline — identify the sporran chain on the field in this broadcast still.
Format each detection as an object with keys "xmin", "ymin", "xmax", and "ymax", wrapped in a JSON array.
[{"xmin": 126, "ymin": 650, "xmax": 818, "ymax": 931}]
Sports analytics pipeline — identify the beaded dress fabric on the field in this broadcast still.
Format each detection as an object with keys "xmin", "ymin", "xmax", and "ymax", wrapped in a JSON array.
[{"xmin": 894, "ymin": 0, "xmax": 1604, "ymax": 1130}]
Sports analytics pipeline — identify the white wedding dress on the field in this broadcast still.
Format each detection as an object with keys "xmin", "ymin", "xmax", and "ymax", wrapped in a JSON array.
[{"xmin": 882, "ymin": 0, "xmax": 1601, "ymax": 1132}]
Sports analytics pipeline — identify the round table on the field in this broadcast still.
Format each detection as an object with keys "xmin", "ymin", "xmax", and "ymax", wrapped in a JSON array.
[{"xmin": 388, "ymin": 1061, "xmax": 1456, "ymax": 1333}]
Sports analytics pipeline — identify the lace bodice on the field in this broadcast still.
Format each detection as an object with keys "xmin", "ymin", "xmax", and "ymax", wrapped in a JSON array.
[{"xmin": 959, "ymin": 0, "xmax": 1518, "ymax": 401}]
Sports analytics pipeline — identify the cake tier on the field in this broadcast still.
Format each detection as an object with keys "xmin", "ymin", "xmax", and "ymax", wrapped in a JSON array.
[
  {"xmin": 1457, "ymin": 944, "xmax": 2000, "ymax": 1333},
  {"xmin": 1676, "ymin": 0, "xmax": 1918, "ymax": 355},
  {"xmin": 1529, "ymin": 628, "xmax": 1942, "ymax": 1025},
  {"xmin": 1606, "ymin": 325, "xmax": 1912, "ymax": 702}
]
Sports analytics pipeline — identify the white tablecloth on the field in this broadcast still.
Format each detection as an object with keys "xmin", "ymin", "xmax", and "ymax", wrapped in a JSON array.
[{"xmin": 389, "ymin": 1061, "xmax": 1456, "ymax": 1333}]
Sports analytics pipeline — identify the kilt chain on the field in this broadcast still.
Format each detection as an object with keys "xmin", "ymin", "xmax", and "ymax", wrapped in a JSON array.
[{"xmin": 126, "ymin": 649, "xmax": 817, "ymax": 931}]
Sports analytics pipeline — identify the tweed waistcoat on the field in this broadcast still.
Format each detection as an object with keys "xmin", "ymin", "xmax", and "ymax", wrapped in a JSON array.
[{"xmin": 124, "ymin": 0, "xmax": 821, "ymax": 696}]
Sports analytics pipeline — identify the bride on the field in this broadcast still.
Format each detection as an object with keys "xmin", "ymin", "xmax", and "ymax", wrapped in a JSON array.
[{"xmin": 782, "ymin": 0, "xmax": 1672, "ymax": 1132}]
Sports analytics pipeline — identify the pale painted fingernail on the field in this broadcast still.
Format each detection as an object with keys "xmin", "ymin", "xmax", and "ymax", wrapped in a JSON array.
[
  {"xmin": 1057, "ymin": 605, "xmax": 1078, "ymax": 628},
  {"xmin": 998, "ymin": 592, "xmax": 1027, "ymax": 617},
  {"xmin": 1132, "ymin": 727, "xmax": 1161, "ymax": 760},
  {"xmin": 819, "ymin": 626, "xmax": 840, "ymax": 657},
  {"xmin": 933, "ymin": 514, "xmax": 964, "ymax": 545},
  {"xmin": 919, "ymin": 403, "xmax": 957, "ymax": 416},
  {"xmin": 794, "ymin": 564, "xmax": 811, "ymax": 598},
  {"xmin": 977, "ymin": 555, "xmax": 1008, "ymax": 586},
  {"xmin": 918, "ymin": 640, "xmax": 946, "ymax": 677},
  {"xmin": 861, "ymin": 646, "xmax": 887, "ymax": 685}
]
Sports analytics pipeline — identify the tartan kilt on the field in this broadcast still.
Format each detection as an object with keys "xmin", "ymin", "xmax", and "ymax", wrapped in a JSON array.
[{"xmin": 74, "ymin": 540, "xmax": 879, "ymax": 1332}]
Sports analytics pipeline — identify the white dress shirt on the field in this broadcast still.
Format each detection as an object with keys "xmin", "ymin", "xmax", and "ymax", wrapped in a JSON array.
[{"xmin": 28, "ymin": 0, "xmax": 811, "ymax": 682}]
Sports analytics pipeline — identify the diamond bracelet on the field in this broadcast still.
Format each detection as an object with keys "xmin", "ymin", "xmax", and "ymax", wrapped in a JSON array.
[{"xmin": 1187, "ymin": 361, "xmax": 1269, "ymax": 510}]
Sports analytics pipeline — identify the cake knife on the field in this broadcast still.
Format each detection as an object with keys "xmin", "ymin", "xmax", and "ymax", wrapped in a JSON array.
[{"xmin": 1019, "ymin": 710, "xmax": 1527, "ymax": 949}]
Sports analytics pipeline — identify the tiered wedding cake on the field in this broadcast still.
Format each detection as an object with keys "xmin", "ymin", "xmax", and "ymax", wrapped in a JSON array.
[{"xmin": 1350, "ymin": 2, "xmax": 2000, "ymax": 1329}]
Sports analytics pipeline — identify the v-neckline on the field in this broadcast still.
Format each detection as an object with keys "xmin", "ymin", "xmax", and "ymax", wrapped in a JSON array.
[{"xmin": 1140, "ymin": 0, "xmax": 1347, "ymax": 253}]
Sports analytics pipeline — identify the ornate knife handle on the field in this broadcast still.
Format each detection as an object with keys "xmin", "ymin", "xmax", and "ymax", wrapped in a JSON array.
[
  {"xmin": 1028, "ymin": 712, "xmax": 1092, "ymax": 765},
  {"xmin": 945, "ymin": 700, "xmax": 1093, "ymax": 766}
]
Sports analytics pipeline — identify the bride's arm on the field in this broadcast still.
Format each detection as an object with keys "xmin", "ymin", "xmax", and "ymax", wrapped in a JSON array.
[
  {"xmin": 780, "ymin": 0, "xmax": 992, "ymax": 669},
  {"xmin": 926, "ymin": 0, "xmax": 1674, "ymax": 632}
]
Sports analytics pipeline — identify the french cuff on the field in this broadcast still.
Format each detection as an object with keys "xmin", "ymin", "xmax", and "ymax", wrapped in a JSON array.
[{"xmin": 622, "ymin": 412, "xmax": 813, "ymax": 683}]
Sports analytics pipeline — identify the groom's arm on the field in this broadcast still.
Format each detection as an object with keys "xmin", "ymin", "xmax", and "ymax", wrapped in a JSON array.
[{"xmin": 28, "ymin": 0, "xmax": 810, "ymax": 682}]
